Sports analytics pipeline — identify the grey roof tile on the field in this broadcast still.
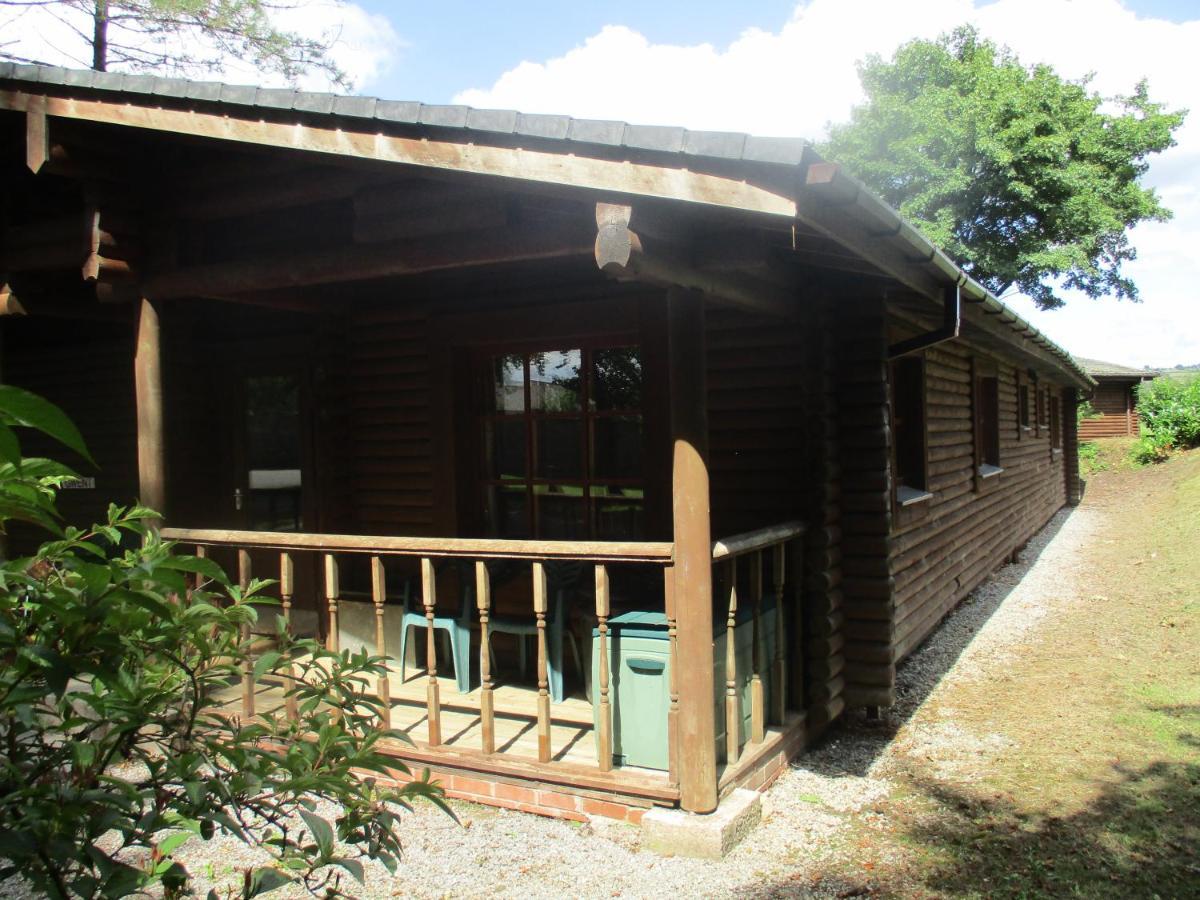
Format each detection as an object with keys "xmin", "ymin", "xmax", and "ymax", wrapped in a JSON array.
[
  {"xmin": 567, "ymin": 118, "xmax": 626, "ymax": 145},
  {"xmin": 62, "ymin": 69, "xmax": 97, "ymax": 88},
  {"xmin": 742, "ymin": 135, "xmax": 807, "ymax": 165},
  {"xmin": 331, "ymin": 95, "xmax": 376, "ymax": 118},
  {"xmin": 36, "ymin": 65, "xmax": 67, "ymax": 83},
  {"xmin": 682, "ymin": 130, "xmax": 747, "ymax": 159},
  {"xmin": 418, "ymin": 104, "xmax": 469, "ymax": 127},
  {"xmin": 12, "ymin": 64, "xmax": 44, "ymax": 82},
  {"xmin": 218, "ymin": 84, "xmax": 258, "ymax": 105},
  {"xmin": 255, "ymin": 87, "xmax": 296, "ymax": 109},
  {"xmin": 121, "ymin": 73, "xmax": 156, "ymax": 94},
  {"xmin": 152, "ymin": 76, "xmax": 189, "ymax": 97},
  {"xmin": 0, "ymin": 62, "xmax": 15, "ymax": 80},
  {"xmin": 516, "ymin": 113, "xmax": 570, "ymax": 140},
  {"xmin": 293, "ymin": 92, "xmax": 334, "ymax": 114},
  {"xmin": 375, "ymin": 99, "xmax": 421, "ymax": 123},
  {"xmin": 623, "ymin": 124, "xmax": 685, "ymax": 153},
  {"xmin": 184, "ymin": 80, "xmax": 223, "ymax": 102},
  {"xmin": 466, "ymin": 107, "xmax": 518, "ymax": 133},
  {"xmin": 91, "ymin": 70, "xmax": 126, "ymax": 92}
]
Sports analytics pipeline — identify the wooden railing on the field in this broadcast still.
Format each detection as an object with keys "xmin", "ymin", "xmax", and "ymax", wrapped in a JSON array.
[
  {"xmin": 162, "ymin": 527, "xmax": 674, "ymax": 777},
  {"xmin": 711, "ymin": 520, "xmax": 805, "ymax": 765}
]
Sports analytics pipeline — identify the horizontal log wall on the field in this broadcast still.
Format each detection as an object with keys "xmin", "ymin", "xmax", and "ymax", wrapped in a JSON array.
[
  {"xmin": 887, "ymin": 339, "xmax": 1068, "ymax": 664},
  {"xmin": 1, "ymin": 316, "xmax": 139, "ymax": 543},
  {"xmin": 705, "ymin": 304, "xmax": 808, "ymax": 538},
  {"xmin": 1079, "ymin": 381, "xmax": 1140, "ymax": 439},
  {"xmin": 832, "ymin": 296, "xmax": 895, "ymax": 709}
]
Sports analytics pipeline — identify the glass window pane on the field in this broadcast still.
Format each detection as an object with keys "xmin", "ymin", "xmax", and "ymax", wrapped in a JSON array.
[
  {"xmin": 244, "ymin": 375, "xmax": 303, "ymax": 531},
  {"xmin": 535, "ymin": 418, "xmax": 583, "ymax": 479},
  {"xmin": 593, "ymin": 494, "xmax": 645, "ymax": 540},
  {"xmin": 490, "ymin": 354, "xmax": 526, "ymax": 413},
  {"xmin": 592, "ymin": 347, "xmax": 642, "ymax": 411},
  {"xmin": 484, "ymin": 484, "xmax": 528, "ymax": 538},
  {"xmin": 593, "ymin": 416, "xmax": 643, "ymax": 480},
  {"xmin": 485, "ymin": 418, "xmax": 527, "ymax": 480},
  {"xmin": 529, "ymin": 349, "xmax": 582, "ymax": 412},
  {"xmin": 535, "ymin": 485, "xmax": 586, "ymax": 539}
]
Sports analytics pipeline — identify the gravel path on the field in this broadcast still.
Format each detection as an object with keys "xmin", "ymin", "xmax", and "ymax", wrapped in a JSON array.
[{"xmin": 1, "ymin": 504, "xmax": 1101, "ymax": 899}]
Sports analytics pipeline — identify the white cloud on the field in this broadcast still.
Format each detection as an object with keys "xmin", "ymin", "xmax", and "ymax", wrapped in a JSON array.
[
  {"xmin": 456, "ymin": 0, "xmax": 1200, "ymax": 368},
  {"xmin": 0, "ymin": 0, "xmax": 401, "ymax": 92}
]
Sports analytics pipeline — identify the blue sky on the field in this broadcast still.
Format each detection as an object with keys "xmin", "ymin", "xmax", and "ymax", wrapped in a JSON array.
[{"xmin": 362, "ymin": 0, "xmax": 1198, "ymax": 103}]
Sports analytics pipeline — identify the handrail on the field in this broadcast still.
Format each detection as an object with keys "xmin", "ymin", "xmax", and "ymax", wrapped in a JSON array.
[
  {"xmin": 161, "ymin": 527, "xmax": 674, "ymax": 564},
  {"xmin": 711, "ymin": 520, "xmax": 805, "ymax": 560}
]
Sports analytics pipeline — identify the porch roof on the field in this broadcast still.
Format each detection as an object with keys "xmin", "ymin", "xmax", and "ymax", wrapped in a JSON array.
[{"xmin": 0, "ymin": 62, "xmax": 1092, "ymax": 390}]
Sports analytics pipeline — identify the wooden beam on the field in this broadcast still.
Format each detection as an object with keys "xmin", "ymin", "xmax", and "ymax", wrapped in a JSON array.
[
  {"xmin": 0, "ymin": 91, "xmax": 797, "ymax": 219},
  {"xmin": 667, "ymin": 287, "xmax": 718, "ymax": 814},
  {"xmin": 173, "ymin": 166, "xmax": 369, "ymax": 221},
  {"xmin": 143, "ymin": 223, "xmax": 593, "ymax": 299},
  {"xmin": 25, "ymin": 96, "xmax": 47, "ymax": 174},
  {"xmin": 595, "ymin": 203, "xmax": 795, "ymax": 317},
  {"xmin": 134, "ymin": 297, "xmax": 166, "ymax": 516},
  {"xmin": 0, "ymin": 284, "xmax": 25, "ymax": 316}
]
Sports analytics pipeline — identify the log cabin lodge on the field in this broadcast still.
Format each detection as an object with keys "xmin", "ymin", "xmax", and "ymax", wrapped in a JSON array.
[
  {"xmin": 0, "ymin": 65, "xmax": 1093, "ymax": 824},
  {"xmin": 1076, "ymin": 357, "xmax": 1156, "ymax": 440}
]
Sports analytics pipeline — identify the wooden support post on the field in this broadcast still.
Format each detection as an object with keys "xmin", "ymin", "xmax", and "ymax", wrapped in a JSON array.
[
  {"xmin": 192, "ymin": 544, "xmax": 206, "ymax": 596},
  {"xmin": 421, "ymin": 557, "xmax": 442, "ymax": 746},
  {"xmin": 771, "ymin": 543, "xmax": 787, "ymax": 724},
  {"xmin": 238, "ymin": 549, "xmax": 254, "ymax": 719},
  {"xmin": 371, "ymin": 556, "xmax": 391, "ymax": 730},
  {"xmin": 595, "ymin": 564, "xmax": 613, "ymax": 772},
  {"xmin": 667, "ymin": 288, "xmax": 718, "ymax": 813},
  {"xmin": 134, "ymin": 298, "xmax": 166, "ymax": 517},
  {"xmin": 25, "ymin": 96, "xmax": 47, "ymax": 174},
  {"xmin": 533, "ymin": 561, "xmax": 552, "ymax": 763},
  {"xmin": 665, "ymin": 564, "xmax": 681, "ymax": 786},
  {"xmin": 749, "ymin": 551, "xmax": 765, "ymax": 744},
  {"xmin": 281, "ymin": 552, "xmax": 298, "ymax": 723},
  {"xmin": 725, "ymin": 559, "xmax": 740, "ymax": 764},
  {"xmin": 324, "ymin": 554, "xmax": 340, "ymax": 653},
  {"xmin": 476, "ymin": 561, "xmax": 495, "ymax": 754}
]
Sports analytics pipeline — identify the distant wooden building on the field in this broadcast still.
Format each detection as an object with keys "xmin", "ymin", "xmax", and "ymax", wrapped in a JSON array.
[
  {"xmin": 1077, "ymin": 358, "xmax": 1157, "ymax": 439},
  {"xmin": 0, "ymin": 65, "xmax": 1093, "ymax": 824}
]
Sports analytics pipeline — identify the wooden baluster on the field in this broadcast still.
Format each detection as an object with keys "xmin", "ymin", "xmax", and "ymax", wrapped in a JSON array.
[
  {"xmin": 476, "ymin": 561, "xmax": 495, "ymax": 754},
  {"xmin": 192, "ymin": 544, "xmax": 207, "ymax": 597},
  {"xmin": 371, "ymin": 556, "xmax": 391, "ymax": 730},
  {"xmin": 595, "ymin": 564, "xmax": 613, "ymax": 772},
  {"xmin": 749, "ymin": 551, "xmax": 765, "ymax": 744},
  {"xmin": 771, "ymin": 542, "xmax": 787, "ymax": 725},
  {"xmin": 281, "ymin": 552, "xmax": 299, "ymax": 723},
  {"xmin": 725, "ymin": 557, "xmax": 740, "ymax": 764},
  {"xmin": 665, "ymin": 564, "xmax": 680, "ymax": 786},
  {"xmin": 324, "ymin": 554, "xmax": 340, "ymax": 653},
  {"xmin": 533, "ymin": 561, "xmax": 551, "ymax": 763},
  {"xmin": 421, "ymin": 557, "xmax": 441, "ymax": 745},
  {"xmin": 238, "ymin": 549, "xmax": 255, "ymax": 719}
]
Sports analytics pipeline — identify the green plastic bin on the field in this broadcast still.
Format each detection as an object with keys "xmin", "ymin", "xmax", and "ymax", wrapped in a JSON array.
[{"xmin": 591, "ymin": 597, "xmax": 778, "ymax": 770}]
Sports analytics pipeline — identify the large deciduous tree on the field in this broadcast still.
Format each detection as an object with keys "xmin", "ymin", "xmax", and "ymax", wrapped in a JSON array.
[
  {"xmin": 822, "ymin": 26, "xmax": 1185, "ymax": 310},
  {"xmin": 2, "ymin": 0, "xmax": 348, "ymax": 87}
]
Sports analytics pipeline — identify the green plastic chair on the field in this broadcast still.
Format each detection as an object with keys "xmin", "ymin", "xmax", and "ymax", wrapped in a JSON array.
[{"xmin": 397, "ymin": 563, "xmax": 473, "ymax": 694}]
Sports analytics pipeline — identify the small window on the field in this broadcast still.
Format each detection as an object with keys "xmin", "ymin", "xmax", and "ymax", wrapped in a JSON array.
[
  {"xmin": 1035, "ymin": 386, "xmax": 1045, "ymax": 436},
  {"xmin": 975, "ymin": 372, "xmax": 1001, "ymax": 470},
  {"xmin": 890, "ymin": 357, "xmax": 928, "ymax": 495},
  {"xmin": 1050, "ymin": 395, "xmax": 1062, "ymax": 450},
  {"xmin": 1018, "ymin": 383, "xmax": 1030, "ymax": 432}
]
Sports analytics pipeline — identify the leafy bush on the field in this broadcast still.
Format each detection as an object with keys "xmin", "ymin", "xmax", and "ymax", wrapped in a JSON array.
[
  {"xmin": 1076, "ymin": 399, "xmax": 1101, "ymax": 424},
  {"xmin": 1078, "ymin": 441, "xmax": 1105, "ymax": 476},
  {"xmin": 0, "ymin": 385, "xmax": 451, "ymax": 898},
  {"xmin": 1133, "ymin": 375, "xmax": 1200, "ymax": 463}
]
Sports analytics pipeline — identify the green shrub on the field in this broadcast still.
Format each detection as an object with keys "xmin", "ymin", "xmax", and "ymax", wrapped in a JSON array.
[
  {"xmin": 1131, "ymin": 432, "xmax": 1173, "ymax": 466},
  {"xmin": 1077, "ymin": 399, "xmax": 1101, "ymax": 423},
  {"xmin": 1134, "ymin": 375, "xmax": 1200, "ymax": 463},
  {"xmin": 1078, "ymin": 440, "xmax": 1105, "ymax": 476},
  {"xmin": 0, "ymin": 385, "xmax": 451, "ymax": 898}
]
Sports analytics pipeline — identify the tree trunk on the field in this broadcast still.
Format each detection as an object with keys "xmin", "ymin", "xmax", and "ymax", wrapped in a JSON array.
[{"xmin": 92, "ymin": 0, "xmax": 108, "ymax": 71}]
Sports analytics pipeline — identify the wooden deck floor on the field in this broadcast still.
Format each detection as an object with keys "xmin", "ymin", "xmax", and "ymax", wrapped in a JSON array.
[{"xmin": 212, "ymin": 667, "xmax": 615, "ymax": 769}]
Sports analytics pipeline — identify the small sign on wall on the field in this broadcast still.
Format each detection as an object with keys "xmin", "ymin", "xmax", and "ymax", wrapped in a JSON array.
[{"xmin": 60, "ymin": 477, "xmax": 96, "ymax": 490}]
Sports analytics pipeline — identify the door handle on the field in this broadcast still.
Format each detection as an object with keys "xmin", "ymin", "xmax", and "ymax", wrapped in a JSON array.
[{"xmin": 234, "ymin": 487, "xmax": 244, "ymax": 511}]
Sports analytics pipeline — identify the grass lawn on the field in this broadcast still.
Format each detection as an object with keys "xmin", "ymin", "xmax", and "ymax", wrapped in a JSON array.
[{"xmin": 804, "ymin": 449, "xmax": 1200, "ymax": 898}]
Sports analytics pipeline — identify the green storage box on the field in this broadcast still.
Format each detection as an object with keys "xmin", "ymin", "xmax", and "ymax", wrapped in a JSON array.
[{"xmin": 591, "ymin": 597, "xmax": 778, "ymax": 770}]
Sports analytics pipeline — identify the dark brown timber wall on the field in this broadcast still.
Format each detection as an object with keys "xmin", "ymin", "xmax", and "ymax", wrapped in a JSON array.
[
  {"xmin": 1079, "ymin": 380, "xmax": 1140, "ymax": 439},
  {"xmin": 886, "ymin": 338, "xmax": 1068, "ymax": 666}
]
